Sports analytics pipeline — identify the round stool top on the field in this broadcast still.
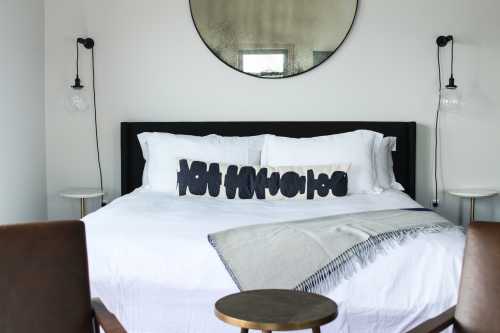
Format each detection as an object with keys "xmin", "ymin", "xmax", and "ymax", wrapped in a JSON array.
[
  {"xmin": 215, "ymin": 289, "xmax": 338, "ymax": 331},
  {"xmin": 447, "ymin": 188, "xmax": 498, "ymax": 199},
  {"xmin": 60, "ymin": 187, "xmax": 105, "ymax": 199}
]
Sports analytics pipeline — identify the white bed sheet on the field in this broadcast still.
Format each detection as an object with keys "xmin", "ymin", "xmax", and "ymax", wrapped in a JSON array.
[{"xmin": 84, "ymin": 190, "xmax": 465, "ymax": 333}]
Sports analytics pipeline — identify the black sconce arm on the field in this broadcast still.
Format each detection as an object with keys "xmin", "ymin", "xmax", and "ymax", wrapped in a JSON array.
[
  {"xmin": 72, "ymin": 38, "xmax": 95, "ymax": 89},
  {"xmin": 436, "ymin": 35, "xmax": 457, "ymax": 89}
]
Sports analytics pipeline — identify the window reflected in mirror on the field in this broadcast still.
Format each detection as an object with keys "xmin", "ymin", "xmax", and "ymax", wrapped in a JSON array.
[{"xmin": 239, "ymin": 49, "xmax": 289, "ymax": 78}]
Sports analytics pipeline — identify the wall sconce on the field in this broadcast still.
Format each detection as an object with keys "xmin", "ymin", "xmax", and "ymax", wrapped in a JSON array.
[
  {"xmin": 67, "ymin": 37, "xmax": 104, "ymax": 206},
  {"xmin": 436, "ymin": 35, "xmax": 462, "ymax": 110},
  {"xmin": 66, "ymin": 38, "xmax": 95, "ymax": 112},
  {"xmin": 433, "ymin": 35, "xmax": 461, "ymax": 208}
]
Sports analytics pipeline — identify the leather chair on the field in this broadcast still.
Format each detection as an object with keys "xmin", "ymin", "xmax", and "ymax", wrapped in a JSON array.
[
  {"xmin": 408, "ymin": 222, "xmax": 500, "ymax": 333},
  {"xmin": 0, "ymin": 220, "xmax": 126, "ymax": 333}
]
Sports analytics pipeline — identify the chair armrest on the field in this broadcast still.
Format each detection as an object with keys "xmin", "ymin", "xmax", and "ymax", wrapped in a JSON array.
[
  {"xmin": 406, "ymin": 306, "xmax": 456, "ymax": 333},
  {"xmin": 92, "ymin": 298, "xmax": 127, "ymax": 333}
]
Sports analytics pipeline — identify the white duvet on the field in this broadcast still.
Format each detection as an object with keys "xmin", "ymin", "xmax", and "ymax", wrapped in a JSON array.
[{"xmin": 83, "ymin": 190, "xmax": 465, "ymax": 333}]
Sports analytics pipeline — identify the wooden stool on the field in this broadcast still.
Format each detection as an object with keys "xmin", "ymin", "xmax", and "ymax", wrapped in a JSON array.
[{"xmin": 215, "ymin": 289, "xmax": 338, "ymax": 332}]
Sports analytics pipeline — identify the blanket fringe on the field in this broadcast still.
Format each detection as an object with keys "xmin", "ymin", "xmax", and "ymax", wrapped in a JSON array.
[{"xmin": 294, "ymin": 223, "xmax": 462, "ymax": 294}]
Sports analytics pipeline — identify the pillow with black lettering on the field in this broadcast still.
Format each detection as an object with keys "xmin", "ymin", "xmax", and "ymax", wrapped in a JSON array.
[{"xmin": 177, "ymin": 159, "xmax": 349, "ymax": 200}]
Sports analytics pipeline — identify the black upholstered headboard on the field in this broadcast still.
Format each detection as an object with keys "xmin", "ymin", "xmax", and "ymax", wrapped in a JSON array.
[{"xmin": 121, "ymin": 122, "xmax": 416, "ymax": 198}]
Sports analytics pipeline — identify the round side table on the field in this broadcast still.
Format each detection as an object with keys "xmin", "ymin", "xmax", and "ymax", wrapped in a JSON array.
[
  {"xmin": 215, "ymin": 289, "xmax": 338, "ymax": 333},
  {"xmin": 60, "ymin": 188, "xmax": 104, "ymax": 218},
  {"xmin": 447, "ymin": 188, "xmax": 498, "ymax": 224}
]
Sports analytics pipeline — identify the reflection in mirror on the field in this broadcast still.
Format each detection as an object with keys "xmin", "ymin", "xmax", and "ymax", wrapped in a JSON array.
[
  {"xmin": 240, "ymin": 49, "xmax": 288, "ymax": 78},
  {"xmin": 190, "ymin": 0, "xmax": 358, "ymax": 78}
]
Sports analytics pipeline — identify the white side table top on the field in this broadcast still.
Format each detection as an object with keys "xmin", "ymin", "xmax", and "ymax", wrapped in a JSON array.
[
  {"xmin": 447, "ymin": 188, "xmax": 498, "ymax": 199},
  {"xmin": 60, "ymin": 187, "xmax": 105, "ymax": 199}
]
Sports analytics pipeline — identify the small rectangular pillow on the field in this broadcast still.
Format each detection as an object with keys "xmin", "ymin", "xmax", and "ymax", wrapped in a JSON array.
[{"xmin": 177, "ymin": 159, "xmax": 350, "ymax": 200}]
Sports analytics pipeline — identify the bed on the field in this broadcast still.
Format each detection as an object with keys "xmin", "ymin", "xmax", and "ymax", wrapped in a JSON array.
[{"xmin": 84, "ymin": 122, "xmax": 465, "ymax": 333}]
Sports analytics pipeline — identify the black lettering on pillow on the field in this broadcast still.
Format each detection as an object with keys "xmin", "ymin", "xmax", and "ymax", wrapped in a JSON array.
[
  {"xmin": 331, "ymin": 171, "xmax": 348, "ymax": 197},
  {"xmin": 306, "ymin": 170, "xmax": 348, "ymax": 199},
  {"xmin": 177, "ymin": 160, "xmax": 222, "ymax": 197},
  {"xmin": 279, "ymin": 172, "xmax": 306, "ymax": 198},
  {"xmin": 223, "ymin": 166, "xmax": 257, "ymax": 199},
  {"xmin": 178, "ymin": 160, "xmax": 348, "ymax": 200}
]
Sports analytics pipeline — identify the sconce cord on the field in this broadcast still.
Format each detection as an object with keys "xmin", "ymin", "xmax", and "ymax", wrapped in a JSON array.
[
  {"xmin": 76, "ymin": 41, "xmax": 80, "ymax": 78},
  {"xmin": 434, "ymin": 45, "xmax": 442, "ymax": 207},
  {"xmin": 451, "ymin": 38, "xmax": 454, "ymax": 78},
  {"xmin": 91, "ymin": 48, "xmax": 104, "ymax": 205}
]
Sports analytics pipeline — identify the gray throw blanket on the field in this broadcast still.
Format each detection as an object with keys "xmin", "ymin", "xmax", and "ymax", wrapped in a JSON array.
[{"xmin": 208, "ymin": 209, "xmax": 459, "ymax": 293}]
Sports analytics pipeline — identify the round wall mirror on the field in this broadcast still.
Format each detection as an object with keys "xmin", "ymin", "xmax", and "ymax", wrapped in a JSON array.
[{"xmin": 190, "ymin": 0, "xmax": 358, "ymax": 79}]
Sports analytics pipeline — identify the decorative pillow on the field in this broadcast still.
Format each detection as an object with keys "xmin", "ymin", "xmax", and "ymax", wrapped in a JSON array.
[
  {"xmin": 177, "ymin": 159, "xmax": 350, "ymax": 200},
  {"xmin": 261, "ymin": 130, "xmax": 382, "ymax": 194},
  {"xmin": 374, "ymin": 136, "xmax": 404, "ymax": 191},
  {"xmin": 138, "ymin": 132, "xmax": 267, "ymax": 191}
]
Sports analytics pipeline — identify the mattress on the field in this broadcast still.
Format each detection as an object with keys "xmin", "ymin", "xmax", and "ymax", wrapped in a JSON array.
[{"xmin": 83, "ymin": 189, "xmax": 465, "ymax": 333}]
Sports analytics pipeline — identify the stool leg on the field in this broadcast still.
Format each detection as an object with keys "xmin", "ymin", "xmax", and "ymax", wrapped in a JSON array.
[
  {"xmin": 470, "ymin": 197, "xmax": 476, "ymax": 224},
  {"xmin": 312, "ymin": 328, "xmax": 321, "ymax": 333},
  {"xmin": 80, "ymin": 198, "xmax": 85, "ymax": 219},
  {"xmin": 241, "ymin": 329, "xmax": 248, "ymax": 333}
]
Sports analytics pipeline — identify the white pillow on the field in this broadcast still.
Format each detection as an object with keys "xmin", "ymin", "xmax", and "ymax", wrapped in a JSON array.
[
  {"xmin": 261, "ymin": 130, "xmax": 382, "ymax": 194},
  {"xmin": 209, "ymin": 134, "xmax": 266, "ymax": 165},
  {"xmin": 138, "ymin": 132, "xmax": 204, "ymax": 188},
  {"xmin": 374, "ymin": 136, "xmax": 404, "ymax": 191},
  {"xmin": 138, "ymin": 133, "xmax": 267, "ymax": 189},
  {"xmin": 140, "ymin": 132, "xmax": 263, "ymax": 193},
  {"xmin": 246, "ymin": 135, "xmax": 267, "ymax": 165},
  {"xmin": 138, "ymin": 133, "xmax": 151, "ymax": 188}
]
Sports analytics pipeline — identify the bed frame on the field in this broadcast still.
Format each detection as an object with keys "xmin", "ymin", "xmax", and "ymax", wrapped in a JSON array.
[{"xmin": 121, "ymin": 122, "xmax": 416, "ymax": 198}]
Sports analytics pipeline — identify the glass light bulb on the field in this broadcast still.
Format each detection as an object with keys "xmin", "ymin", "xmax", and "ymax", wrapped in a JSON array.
[
  {"xmin": 65, "ymin": 88, "xmax": 90, "ymax": 112},
  {"xmin": 440, "ymin": 88, "xmax": 462, "ymax": 111}
]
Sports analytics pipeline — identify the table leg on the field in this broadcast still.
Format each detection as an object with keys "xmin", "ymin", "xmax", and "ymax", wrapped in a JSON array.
[
  {"xmin": 80, "ymin": 198, "xmax": 86, "ymax": 219},
  {"xmin": 312, "ymin": 328, "xmax": 321, "ymax": 333},
  {"xmin": 240, "ymin": 329, "xmax": 248, "ymax": 333},
  {"xmin": 470, "ymin": 197, "xmax": 476, "ymax": 224},
  {"xmin": 261, "ymin": 331, "xmax": 271, "ymax": 333}
]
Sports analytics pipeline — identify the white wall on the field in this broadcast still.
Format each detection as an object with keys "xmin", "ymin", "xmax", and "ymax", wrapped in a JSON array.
[
  {"xmin": 0, "ymin": 0, "xmax": 46, "ymax": 223},
  {"xmin": 45, "ymin": 0, "xmax": 500, "ymax": 223}
]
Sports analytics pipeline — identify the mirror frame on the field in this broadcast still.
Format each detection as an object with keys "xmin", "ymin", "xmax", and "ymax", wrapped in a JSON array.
[{"xmin": 189, "ymin": 0, "xmax": 359, "ymax": 79}]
